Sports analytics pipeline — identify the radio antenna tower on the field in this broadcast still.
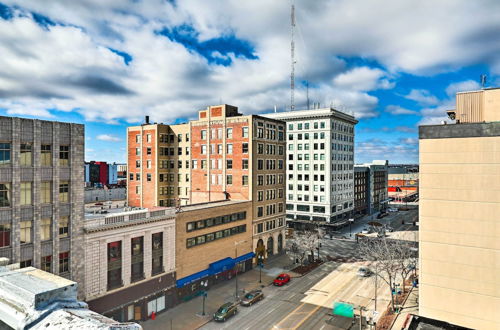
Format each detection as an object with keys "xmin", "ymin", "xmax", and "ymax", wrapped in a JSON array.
[{"xmin": 290, "ymin": 2, "xmax": 296, "ymax": 111}]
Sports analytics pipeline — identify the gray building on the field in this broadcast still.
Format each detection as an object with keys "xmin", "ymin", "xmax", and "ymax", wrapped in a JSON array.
[
  {"xmin": 262, "ymin": 108, "xmax": 357, "ymax": 225},
  {"xmin": 0, "ymin": 116, "xmax": 84, "ymax": 290},
  {"xmin": 354, "ymin": 160, "xmax": 389, "ymax": 215}
]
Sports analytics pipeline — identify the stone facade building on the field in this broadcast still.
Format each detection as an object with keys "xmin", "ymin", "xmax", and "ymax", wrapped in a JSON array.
[
  {"xmin": 0, "ymin": 116, "xmax": 84, "ymax": 288},
  {"xmin": 354, "ymin": 160, "xmax": 389, "ymax": 215},
  {"xmin": 83, "ymin": 206, "xmax": 176, "ymax": 322}
]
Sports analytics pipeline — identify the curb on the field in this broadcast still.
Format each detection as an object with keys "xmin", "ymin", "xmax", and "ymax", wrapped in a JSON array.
[{"xmin": 389, "ymin": 286, "xmax": 414, "ymax": 330}]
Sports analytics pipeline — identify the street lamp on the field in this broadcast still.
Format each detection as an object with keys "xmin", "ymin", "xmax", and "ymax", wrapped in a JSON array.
[
  {"xmin": 349, "ymin": 218, "xmax": 354, "ymax": 237},
  {"xmin": 257, "ymin": 254, "xmax": 264, "ymax": 284},
  {"xmin": 200, "ymin": 280, "xmax": 208, "ymax": 316},
  {"xmin": 234, "ymin": 240, "xmax": 247, "ymax": 300}
]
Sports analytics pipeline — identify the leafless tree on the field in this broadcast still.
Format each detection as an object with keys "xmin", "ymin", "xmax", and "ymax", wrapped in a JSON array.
[
  {"xmin": 393, "ymin": 241, "xmax": 418, "ymax": 294},
  {"xmin": 286, "ymin": 235, "xmax": 307, "ymax": 265},
  {"xmin": 286, "ymin": 226, "xmax": 324, "ymax": 264}
]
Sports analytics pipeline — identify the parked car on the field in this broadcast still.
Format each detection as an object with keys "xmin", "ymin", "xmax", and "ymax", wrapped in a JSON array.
[
  {"xmin": 273, "ymin": 273, "xmax": 291, "ymax": 286},
  {"xmin": 213, "ymin": 302, "xmax": 238, "ymax": 322},
  {"xmin": 240, "ymin": 290, "xmax": 264, "ymax": 306},
  {"xmin": 357, "ymin": 267, "xmax": 373, "ymax": 277},
  {"xmin": 388, "ymin": 208, "xmax": 398, "ymax": 212},
  {"xmin": 377, "ymin": 212, "xmax": 388, "ymax": 219},
  {"xmin": 361, "ymin": 228, "xmax": 370, "ymax": 234}
]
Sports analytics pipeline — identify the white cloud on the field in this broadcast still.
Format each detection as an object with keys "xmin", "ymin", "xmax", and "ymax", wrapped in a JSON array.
[
  {"xmin": 404, "ymin": 89, "xmax": 439, "ymax": 106},
  {"xmin": 445, "ymin": 80, "xmax": 481, "ymax": 97},
  {"xmin": 0, "ymin": 0, "xmax": 499, "ymax": 124},
  {"xmin": 385, "ymin": 105, "xmax": 418, "ymax": 115},
  {"xmin": 96, "ymin": 134, "xmax": 122, "ymax": 142}
]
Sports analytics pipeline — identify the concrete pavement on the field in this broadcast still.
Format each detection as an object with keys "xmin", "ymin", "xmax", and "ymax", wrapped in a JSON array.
[{"xmin": 391, "ymin": 287, "xmax": 419, "ymax": 330}]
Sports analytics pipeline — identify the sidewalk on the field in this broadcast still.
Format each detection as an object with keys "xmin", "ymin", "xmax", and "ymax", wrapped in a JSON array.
[
  {"xmin": 142, "ymin": 254, "xmax": 294, "ymax": 330},
  {"xmin": 391, "ymin": 286, "xmax": 419, "ymax": 330}
]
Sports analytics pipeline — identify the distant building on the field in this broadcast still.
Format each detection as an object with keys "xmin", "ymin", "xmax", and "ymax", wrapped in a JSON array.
[
  {"xmin": 108, "ymin": 163, "xmax": 118, "ymax": 185},
  {"xmin": 0, "ymin": 263, "xmax": 140, "ymax": 329},
  {"xmin": 0, "ymin": 116, "xmax": 84, "ymax": 290},
  {"xmin": 419, "ymin": 87, "xmax": 500, "ymax": 329},
  {"xmin": 83, "ymin": 206, "xmax": 176, "ymax": 322},
  {"xmin": 84, "ymin": 161, "xmax": 122, "ymax": 187},
  {"xmin": 354, "ymin": 160, "xmax": 389, "ymax": 215},
  {"xmin": 354, "ymin": 166, "xmax": 369, "ymax": 216},
  {"xmin": 262, "ymin": 107, "xmax": 357, "ymax": 225}
]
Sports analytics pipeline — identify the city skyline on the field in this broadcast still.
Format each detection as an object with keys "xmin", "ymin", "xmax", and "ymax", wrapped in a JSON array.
[{"xmin": 1, "ymin": 1, "xmax": 499, "ymax": 163}]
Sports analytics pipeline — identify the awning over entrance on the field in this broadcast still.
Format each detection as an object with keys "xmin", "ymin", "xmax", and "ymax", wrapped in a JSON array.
[
  {"xmin": 209, "ymin": 257, "xmax": 235, "ymax": 274},
  {"xmin": 234, "ymin": 252, "xmax": 255, "ymax": 263},
  {"xmin": 176, "ymin": 269, "xmax": 210, "ymax": 288}
]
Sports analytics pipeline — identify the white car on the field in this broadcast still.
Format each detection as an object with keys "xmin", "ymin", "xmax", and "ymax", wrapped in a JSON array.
[
  {"xmin": 361, "ymin": 228, "xmax": 370, "ymax": 234},
  {"xmin": 388, "ymin": 208, "xmax": 398, "ymax": 212}
]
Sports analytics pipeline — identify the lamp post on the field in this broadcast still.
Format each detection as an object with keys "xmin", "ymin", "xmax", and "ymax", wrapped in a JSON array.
[
  {"xmin": 200, "ymin": 280, "xmax": 208, "ymax": 316},
  {"xmin": 348, "ymin": 218, "xmax": 354, "ymax": 237},
  {"xmin": 258, "ymin": 254, "xmax": 264, "ymax": 284},
  {"xmin": 234, "ymin": 240, "xmax": 247, "ymax": 300}
]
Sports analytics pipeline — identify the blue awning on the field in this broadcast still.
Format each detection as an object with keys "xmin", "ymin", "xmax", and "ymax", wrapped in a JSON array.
[
  {"xmin": 209, "ymin": 257, "xmax": 235, "ymax": 274},
  {"xmin": 176, "ymin": 269, "xmax": 210, "ymax": 288},
  {"xmin": 234, "ymin": 252, "xmax": 255, "ymax": 264}
]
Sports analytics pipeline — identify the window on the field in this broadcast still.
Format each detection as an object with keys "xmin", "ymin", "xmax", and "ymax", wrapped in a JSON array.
[
  {"xmin": 242, "ymin": 175, "xmax": 249, "ymax": 186},
  {"xmin": 201, "ymin": 145, "xmax": 207, "ymax": 154},
  {"xmin": 59, "ymin": 252, "xmax": 69, "ymax": 273},
  {"xmin": 147, "ymin": 174, "xmax": 152, "ymax": 182},
  {"xmin": 20, "ymin": 143, "xmax": 32, "ymax": 166},
  {"xmin": 131, "ymin": 236, "xmax": 144, "ymax": 282},
  {"xmin": 152, "ymin": 233, "xmax": 163, "ymax": 275},
  {"xmin": 242, "ymin": 159, "xmax": 249, "ymax": 170},
  {"xmin": 41, "ymin": 255, "xmax": 51, "ymax": 272},
  {"xmin": 147, "ymin": 147, "xmax": 152, "ymax": 155},
  {"xmin": 136, "ymin": 173, "xmax": 140, "ymax": 180},
  {"xmin": 59, "ymin": 182, "xmax": 69, "ymax": 203},
  {"xmin": 20, "ymin": 259, "xmax": 32, "ymax": 268},
  {"xmin": 227, "ymin": 144, "xmax": 233, "ymax": 154},
  {"xmin": 41, "ymin": 145, "xmax": 51, "ymax": 166},
  {"xmin": 201, "ymin": 130, "xmax": 207, "ymax": 140},
  {"xmin": 258, "ymin": 191, "xmax": 264, "ymax": 201},
  {"xmin": 258, "ymin": 144, "xmax": 264, "ymax": 154},
  {"xmin": 0, "ymin": 183, "xmax": 10, "ymax": 207},
  {"xmin": 242, "ymin": 143, "xmax": 249, "ymax": 153},
  {"xmin": 0, "ymin": 223, "xmax": 10, "ymax": 247},
  {"xmin": 147, "ymin": 160, "xmax": 152, "ymax": 169},
  {"xmin": 227, "ymin": 128, "xmax": 233, "ymax": 138},
  {"xmin": 20, "ymin": 221, "xmax": 31, "ymax": 244},
  {"xmin": 107, "ymin": 241, "xmax": 122, "ymax": 290},
  {"xmin": 41, "ymin": 218, "xmax": 52, "ymax": 241},
  {"xmin": 192, "ymin": 160, "xmax": 198, "ymax": 169},
  {"xmin": 136, "ymin": 147, "xmax": 140, "ymax": 155},
  {"xmin": 0, "ymin": 143, "xmax": 11, "ymax": 165},
  {"xmin": 135, "ymin": 160, "xmax": 141, "ymax": 168},
  {"xmin": 242, "ymin": 127, "xmax": 249, "ymax": 137},
  {"xmin": 59, "ymin": 146, "xmax": 69, "ymax": 166},
  {"xmin": 136, "ymin": 135, "xmax": 141, "ymax": 143},
  {"xmin": 257, "ymin": 206, "xmax": 264, "ymax": 217},
  {"xmin": 227, "ymin": 175, "xmax": 233, "ymax": 185},
  {"xmin": 20, "ymin": 182, "xmax": 32, "ymax": 205},
  {"xmin": 59, "ymin": 216, "xmax": 69, "ymax": 238}
]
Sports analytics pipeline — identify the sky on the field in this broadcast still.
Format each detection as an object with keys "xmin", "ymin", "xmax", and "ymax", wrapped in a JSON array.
[{"xmin": 1, "ymin": 0, "xmax": 499, "ymax": 164}]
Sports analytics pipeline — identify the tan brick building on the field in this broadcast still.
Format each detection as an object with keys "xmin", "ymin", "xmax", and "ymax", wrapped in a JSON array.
[
  {"xmin": 127, "ymin": 105, "xmax": 287, "ymax": 262},
  {"xmin": 419, "ymin": 87, "xmax": 500, "ymax": 329}
]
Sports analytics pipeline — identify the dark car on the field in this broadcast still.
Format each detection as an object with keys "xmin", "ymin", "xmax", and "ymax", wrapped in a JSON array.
[
  {"xmin": 377, "ymin": 212, "xmax": 388, "ymax": 219},
  {"xmin": 240, "ymin": 290, "xmax": 264, "ymax": 306},
  {"xmin": 213, "ymin": 302, "xmax": 238, "ymax": 322},
  {"xmin": 273, "ymin": 273, "xmax": 291, "ymax": 286}
]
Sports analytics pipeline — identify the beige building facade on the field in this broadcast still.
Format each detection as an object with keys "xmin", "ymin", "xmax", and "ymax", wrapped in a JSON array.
[{"xmin": 419, "ymin": 89, "xmax": 500, "ymax": 329}]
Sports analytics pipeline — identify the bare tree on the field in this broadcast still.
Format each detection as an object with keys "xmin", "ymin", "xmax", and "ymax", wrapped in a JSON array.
[
  {"xmin": 286, "ymin": 227, "xmax": 323, "ymax": 265},
  {"xmin": 394, "ymin": 241, "xmax": 418, "ymax": 293},
  {"xmin": 286, "ymin": 235, "xmax": 307, "ymax": 265}
]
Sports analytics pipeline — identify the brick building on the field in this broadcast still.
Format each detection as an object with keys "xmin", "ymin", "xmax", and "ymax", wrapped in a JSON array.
[
  {"xmin": 127, "ymin": 105, "xmax": 287, "ymax": 261},
  {"xmin": 0, "ymin": 116, "xmax": 84, "ymax": 288},
  {"xmin": 354, "ymin": 160, "xmax": 389, "ymax": 215},
  {"xmin": 354, "ymin": 166, "xmax": 369, "ymax": 216}
]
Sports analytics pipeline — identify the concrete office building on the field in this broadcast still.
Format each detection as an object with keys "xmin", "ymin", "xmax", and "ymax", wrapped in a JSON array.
[
  {"xmin": 354, "ymin": 160, "xmax": 389, "ymax": 215},
  {"xmin": 262, "ymin": 108, "xmax": 357, "ymax": 225},
  {"xmin": 419, "ymin": 87, "xmax": 500, "ymax": 329},
  {"xmin": 0, "ymin": 116, "xmax": 84, "ymax": 288},
  {"xmin": 127, "ymin": 105, "xmax": 287, "ymax": 261},
  {"xmin": 83, "ymin": 206, "xmax": 176, "ymax": 322}
]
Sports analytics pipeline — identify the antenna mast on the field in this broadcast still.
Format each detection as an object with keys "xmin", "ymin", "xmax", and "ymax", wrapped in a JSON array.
[{"xmin": 290, "ymin": 2, "xmax": 296, "ymax": 111}]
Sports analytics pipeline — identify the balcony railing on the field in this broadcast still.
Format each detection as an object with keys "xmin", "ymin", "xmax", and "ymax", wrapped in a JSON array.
[{"xmin": 84, "ymin": 208, "xmax": 175, "ymax": 231}]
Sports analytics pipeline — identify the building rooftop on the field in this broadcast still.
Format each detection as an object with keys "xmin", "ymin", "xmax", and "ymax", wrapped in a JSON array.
[
  {"xmin": 0, "ymin": 266, "xmax": 140, "ymax": 329},
  {"xmin": 262, "ymin": 107, "xmax": 358, "ymax": 123}
]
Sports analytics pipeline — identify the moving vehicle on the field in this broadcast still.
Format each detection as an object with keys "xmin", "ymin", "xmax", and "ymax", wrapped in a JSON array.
[
  {"xmin": 357, "ymin": 267, "xmax": 373, "ymax": 277},
  {"xmin": 273, "ymin": 273, "xmax": 291, "ymax": 286},
  {"xmin": 213, "ymin": 302, "xmax": 238, "ymax": 322},
  {"xmin": 361, "ymin": 228, "xmax": 370, "ymax": 234},
  {"xmin": 240, "ymin": 290, "xmax": 264, "ymax": 306}
]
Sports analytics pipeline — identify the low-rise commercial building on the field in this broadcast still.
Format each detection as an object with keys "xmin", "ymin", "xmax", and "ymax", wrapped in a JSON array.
[{"xmin": 82, "ymin": 206, "xmax": 176, "ymax": 322}]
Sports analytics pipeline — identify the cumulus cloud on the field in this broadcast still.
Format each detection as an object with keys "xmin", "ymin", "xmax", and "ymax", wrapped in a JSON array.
[
  {"xmin": 0, "ymin": 0, "xmax": 499, "ymax": 125},
  {"xmin": 404, "ymin": 89, "xmax": 439, "ymax": 106},
  {"xmin": 445, "ymin": 80, "xmax": 481, "ymax": 97},
  {"xmin": 96, "ymin": 134, "xmax": 122, "ymax": 142},
  {"xmin": 385, "ymin": 105, "xmax": 418, "ymax": 115},
  {"xmin": 356, "ymin": 138, "xmax": 418, "ymax": 164}
]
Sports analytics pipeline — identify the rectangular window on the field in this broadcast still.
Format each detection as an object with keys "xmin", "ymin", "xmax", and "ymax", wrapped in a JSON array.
[
  {"xmin": 20, "ymin": 182, "xmax": 32, "ymax": 205},
  {"xmin": 147, "ymin": 160, "xmax": 152, "ymax": 169},
  {"xmin": 59, "ymin": 182, "xmax": 69, "ymax": 203},
  {"xmin": 41, "ymin": 145, "xmax": 52, "ymax": 166},
  {"xmin": 136, "ymin": 147, "xmax": 140, "ymax": 155},
  {"xmin": 242, "ymin": 127, "xmax": 249, "ymax": 138},
  {"xmin": 258, "ymin": 143, "xmax": 264, "ymax": 154},
  {"xmin": 0, "ymin": 223, "xmax": 10, "ymax": 247},
  {"xmin": 152, "ymin": 233, "xmax": 163, "ymax": 275},
  {"xmin": 0, "ymin": 183, "xmax": 10, "ymax": 207},
  {"xmin": 59, "ymin": 252, "xmax": 69, "ymax": 273},
  {"xmin": 59, "ymin": 146, "xmax": 69, "ymax": 166},
  {"xmin": 147, "ymin": 173, "xmax": 152, "ymax": 182},
  {"xmin": 136, "ymin": 135, "xmax": 141, "ymax": 143},
  {"xmin": 227, "ymin": 144, "xmax": 233, "ymax": 154},
  {"xmin": 41, "ymin": 218, "xmax": 52, "ymax": 241},
  {"xmin": 227, "ymin": 175, "xmax": 233, "ymax": 185},
  {"xmin": 242, "ymin": 143, "xmax": 249, "ymax": 153},
  {"xmin": 0, "ymin": 143, "xmax": 11, "ymax": 165},
  {"xmin": 59, "ymin": 216, "xmax": 69, "ymax": 238},
  {"xmin": 20, "ymin": 143, "xmax": 32, "ymax": 166},
  {"xmin": 201, "ymin": 145, "xmax": 207, "ymax": 154},
  {"xmin": 41, "ymin": 255, "xmax": 51, "ymax": 273},
  {"xmin": 131, "ymin": 236, "xmax": 144, "ymax": 282},
  {"xmin": 147, "ymin": 147, "xmax": 152, "ymax": 155},
  {"xmin": 257, "ymin": 207, "xmax": 264, "ymax": 217},
  {"xmin": 242, "ymin": 175, "xmax": 249, "ymax": 186},
  {"xmin": 20, "ymin": 221, "xmax": 32, "ymax": 244},
  {"xmin": 227, "ymin": 128, "xmax": 233, "ymax": 139},
  {"xmin": 201, "ymin": 130, "xmax": 207, "ymax": 140},
  {"xmin": 242, "ymin": 159, "xmax": 249, "ymax": 170}
]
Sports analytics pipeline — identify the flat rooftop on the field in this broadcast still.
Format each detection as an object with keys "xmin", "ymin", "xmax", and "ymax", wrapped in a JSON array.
[{"xmin": 178, "ymin": 199, "xmax": 249, "ymax": 212}]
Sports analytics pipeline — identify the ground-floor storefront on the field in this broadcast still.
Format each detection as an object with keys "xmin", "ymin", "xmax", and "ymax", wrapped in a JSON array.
[{"xmin": 87, "ymin": 272, "xmax": 176, "ymax": 322}]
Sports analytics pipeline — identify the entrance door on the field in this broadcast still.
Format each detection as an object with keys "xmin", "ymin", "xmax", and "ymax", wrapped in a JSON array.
[
  {"xmin": 134, "ymin": 305, "xmax": 142, "ymax": 320},
  {"xmin": 267, "ymin": 237, "xmax": 274, "ymax": 256}
]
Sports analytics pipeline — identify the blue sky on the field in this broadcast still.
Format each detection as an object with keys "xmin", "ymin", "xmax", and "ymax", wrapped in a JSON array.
[{"xmin": 0, "ymin": 0, "xmax": 499, "ymax": 164}]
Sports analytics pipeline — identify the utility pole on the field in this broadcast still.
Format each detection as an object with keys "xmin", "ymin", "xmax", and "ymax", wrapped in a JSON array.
[{"xmin": 234, "ymin": 240, "xmax": 247, "ymax": 300}]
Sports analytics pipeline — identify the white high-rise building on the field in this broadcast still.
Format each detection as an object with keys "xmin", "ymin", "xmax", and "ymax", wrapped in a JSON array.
[{"xmin": 263, "ymin": 108, "xmax": 357, "ymax": 224}]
